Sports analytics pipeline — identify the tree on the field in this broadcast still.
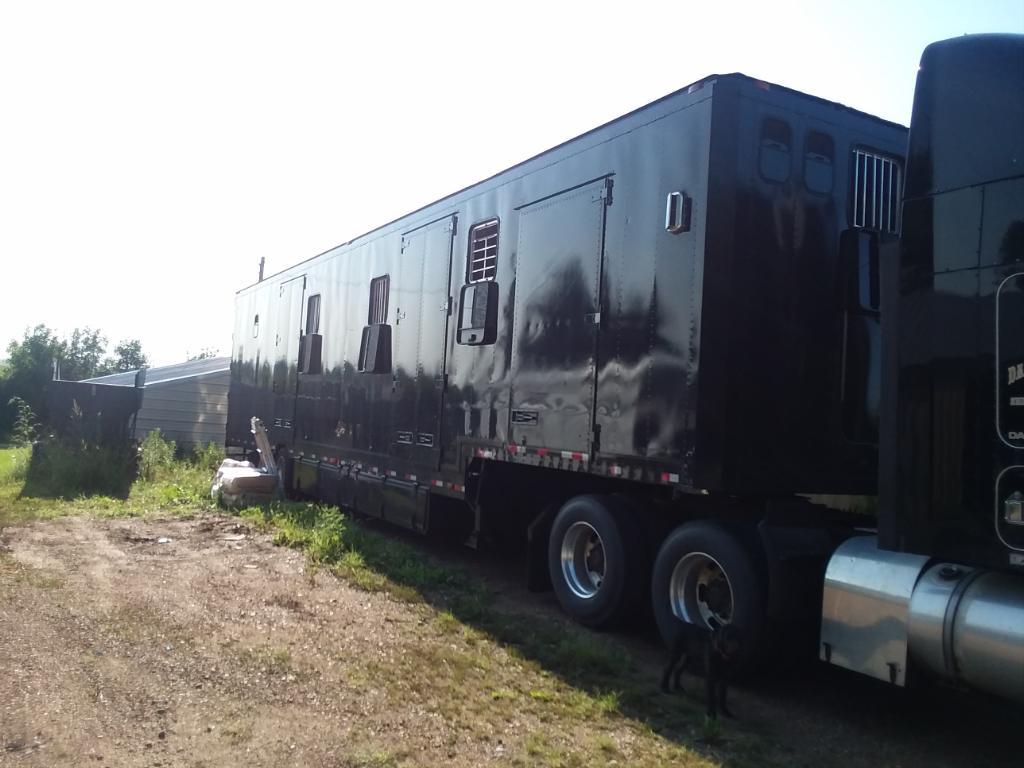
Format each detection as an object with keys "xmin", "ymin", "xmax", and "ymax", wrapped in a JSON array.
[
  {"xmin": 60, "ymin": 327, "xmax": 107, "ymax": 381},
  {"xmin": 0, "ymin": 326, "xmax": 152, "ymax": 439},
  {"xmin": 100, "ymin": 339, "xmax": 148, "ymax": 374},
  {"xmin": 187, "ymin": 347, "xmax": 219, "ymax": 361},
  {"xmin": 1, "ymin": 325, "xmax": 63, "ymax": 427}
]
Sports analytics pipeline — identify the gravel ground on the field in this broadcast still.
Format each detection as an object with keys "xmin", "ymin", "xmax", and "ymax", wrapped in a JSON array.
[{"xmin": 0, "ymin": 514, "xmax": 1019, "ymax": 768}]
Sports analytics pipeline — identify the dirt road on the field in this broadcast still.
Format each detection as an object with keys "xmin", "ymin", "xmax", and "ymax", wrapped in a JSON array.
[{"xmin": 0, "ymin": 514, "xmax": 1018, "ymax": 767}]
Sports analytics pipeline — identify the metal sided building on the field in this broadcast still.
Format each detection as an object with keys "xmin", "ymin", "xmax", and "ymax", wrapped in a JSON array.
[
  {"xmin": 86, "ymin": 357, "xmax": 231, "ymax": 449},
  {"xmin": 227, "ymin": 73, "xmax": 907, "ymax": 534}
]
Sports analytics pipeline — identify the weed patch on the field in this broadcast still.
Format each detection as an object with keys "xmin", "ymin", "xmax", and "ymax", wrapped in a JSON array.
[
  {"xmin": 139, "ymin": 429, "xmax": 176, "ymax": 481},
  {"xmin": 21, "ymin": 440, "xmax": 137, "ymax": 499},
  {"xmin": 0, "ymin": 552, "xmax": 64, "ymax": 590},
  {"xmin": 0, "ymin": 441, "xmax": 216, "ymax": 527}
]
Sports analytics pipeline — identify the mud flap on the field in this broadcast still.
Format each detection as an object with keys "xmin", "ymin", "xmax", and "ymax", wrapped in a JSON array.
[{"xmin": 526, "ymin": 504, "xmax": 556, "ymax": 592}]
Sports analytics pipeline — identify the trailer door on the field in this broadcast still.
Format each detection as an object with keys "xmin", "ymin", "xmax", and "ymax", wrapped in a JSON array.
[
  {"xmin": 397, "ymin": 215, "xmax": 456, "ymax": 468},
  {"xmin": 510, "ymin": 177, "xmax": 611, "ymax": 455},
  {"xmin": 270, "ymin": 274, "xmax": 305, "ymax": 445}
]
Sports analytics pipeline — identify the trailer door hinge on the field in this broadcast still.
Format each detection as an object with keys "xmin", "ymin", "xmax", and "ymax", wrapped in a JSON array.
[{"xmin": 593, "ymin": 177, "xmax": 614, "ymax": 206}]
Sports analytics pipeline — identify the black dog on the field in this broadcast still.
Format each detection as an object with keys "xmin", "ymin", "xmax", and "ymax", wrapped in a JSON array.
[{"xmin": 661, "ymin": 622, "xmax": 741, "ymax": 720}]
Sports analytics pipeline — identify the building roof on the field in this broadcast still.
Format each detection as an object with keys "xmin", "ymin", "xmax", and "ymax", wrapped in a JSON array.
[{"xmin": 83, "ymin": 356, "xmax": 231, "ymax": 387}]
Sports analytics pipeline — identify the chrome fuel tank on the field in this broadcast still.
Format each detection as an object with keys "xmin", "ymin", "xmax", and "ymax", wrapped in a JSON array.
[
  {"xmin": 822, "ymin": 536, "xmax": 1024, "ymax": 701},
  {"xmin": 908, "ymin": 564, "xmax": 1024, "ymax": 702}
]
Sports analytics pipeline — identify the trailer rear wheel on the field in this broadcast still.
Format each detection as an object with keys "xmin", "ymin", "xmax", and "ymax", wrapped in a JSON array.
[
  {"xmin": 651, "ymin": 521, "xmax": 764, "ymax": 667},
  {"xmin": 548, "ymin": 495, "xmax": 644, "ymax": 628}
]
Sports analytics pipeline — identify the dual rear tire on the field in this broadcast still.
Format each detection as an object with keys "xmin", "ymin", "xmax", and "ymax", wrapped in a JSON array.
[
  {"xmin": 650, "ymin": 521, "xmax": 763, "ymax": 663},
  {"xmin": 547, "ymin": 495, "xmax": 645, "ymax": 628},
  {"xmin": 548, "ymin": 497, "xmax": 763, "ymax": 665}
]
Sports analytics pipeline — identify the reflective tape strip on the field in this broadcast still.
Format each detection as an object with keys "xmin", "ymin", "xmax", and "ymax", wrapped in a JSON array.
[
  {"xmin": 608, "ymin": 465, "xmax": 623, "ymax": 477},
  {"xmin": 475, "ymin": 448, "xmax": 496, "ymax": 459},
  {"xmin": 661, "ymin": 472, "xmax": 680, "ymax": 484},
  {"xmin": 560, "ymin": 451, "xmax": 588, "ymax": 462},
  {"xmin": 387, "ymin": 470, "xmax": 397, "ymax": 477}
]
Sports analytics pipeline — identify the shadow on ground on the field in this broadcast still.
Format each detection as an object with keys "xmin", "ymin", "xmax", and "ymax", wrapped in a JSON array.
[{"xmin": 249, "ymin": 503, "xmax": 1024, "ymax": 768}]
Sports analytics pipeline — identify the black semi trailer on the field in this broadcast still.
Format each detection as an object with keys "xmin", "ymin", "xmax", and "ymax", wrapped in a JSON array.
[{"xmin": 228, "ymin": 35, "xmax": 1024, "ymax": 700}]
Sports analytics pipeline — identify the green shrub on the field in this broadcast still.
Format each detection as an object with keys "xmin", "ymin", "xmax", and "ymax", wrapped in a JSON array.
[
  {"xmin": 7, "ymin": 397, "xmax": 39, "ymax": 446},
  {"xmin": 0, "ymin": 446, "xmax": 31, "ymax": 484},
  {"xmin": 139, "ymin": 429, "xmax": 176, "ymax": 481},
  {"xmin": 21, "ymin": 440, "xmax": 137, "ymax": 499},
  {"xmin": 191, "ymin": 441, "xmax": 225, "ymax": 472}
]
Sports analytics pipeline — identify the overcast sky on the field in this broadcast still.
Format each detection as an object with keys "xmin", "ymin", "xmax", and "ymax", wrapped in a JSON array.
[{"xmin": 1, "ymin": 1, "xmax": 1022, "ymax": 366}]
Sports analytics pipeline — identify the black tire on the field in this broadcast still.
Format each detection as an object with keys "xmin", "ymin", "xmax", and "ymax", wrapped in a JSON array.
[
  {"xmin": 651, "ymin": 520, "xmax": 764, "ymax": 669},
  {"xmin": 547, "ymin": 495, "xmax": 646, "ymax": 628}
]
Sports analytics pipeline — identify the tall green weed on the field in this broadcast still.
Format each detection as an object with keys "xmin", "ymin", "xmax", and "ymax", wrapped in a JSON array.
[
  {"xmin": 139, "ymin": 429, "xmax": 176, "ymax": 481},
  {"xmin": 21, "ymin": 440, "xmax": 137, "ymax": 499},
  {"xmin": 191, "ymin": 441, "xmax": 225, "ymax": 472},
  {"xmin": 7, "ymin": 397, "xmax": 39, "ymax": 446}
]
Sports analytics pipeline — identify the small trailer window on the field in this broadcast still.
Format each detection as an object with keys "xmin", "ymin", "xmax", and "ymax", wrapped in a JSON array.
[
  {"xmin": 759, "ymin": 118, "xmax": 792, "ymax": 183},
  {"xmin": 367, "ymin": 275, "xmax": 389, "ymax": 325},
  {"xmin": 852, "ymin": 149, "xmax": 902, "ymax": 235},
  {"xmin": 358, "ymin": 276, "xmax": 392, "ymax": 373},
  {"xmin": 467, "ymin": 219, "xmax": 499, "ymax": 283},
  {"xmin": 305, "ymin": 294, "xmax": 321, "ymax": 335},
  {"xmin": 804, "ymin": 131, "xmax": 834, "ymax": 194}
]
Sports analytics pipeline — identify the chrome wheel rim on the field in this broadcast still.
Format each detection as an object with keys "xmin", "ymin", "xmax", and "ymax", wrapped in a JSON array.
[
  {"xmin": 561, "ymin": 521, "xmax": 606, "ymax": 599},
  {"xmin": 669, "ymin": 552, "xmax": 734, "ymax": 629}
]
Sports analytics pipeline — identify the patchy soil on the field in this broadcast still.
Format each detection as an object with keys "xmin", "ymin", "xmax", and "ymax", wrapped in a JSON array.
[{"xmin": 0, "ymin": 514, "xmax": 1019, "ymax": 767}]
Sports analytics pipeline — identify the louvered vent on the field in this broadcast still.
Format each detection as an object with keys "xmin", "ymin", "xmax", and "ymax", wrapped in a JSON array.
[
  {"xmin": 853, "ymin": 149, "xmax": 902, "ymax": 234},
  {"xmin": 368, "ymin": 275, "xmax": 389, "ymax": 325},
  {"xmin": 468, "ymin": 220, "xmax": 499, "ymax": 283}
]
